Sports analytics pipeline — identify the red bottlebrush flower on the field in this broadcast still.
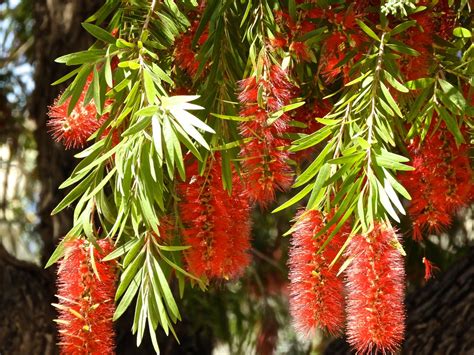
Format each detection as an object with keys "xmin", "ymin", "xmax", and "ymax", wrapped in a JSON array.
[
  {"xmin": 179, "ymin": 158, "xmax": 251, "ymax": 280},
  {"xmin": 238, "ymin": 64, "xmax": 296, "ymax": 205},
  {"xmin": 422, "ymin": 257, "xmax": 439, "ymax": 281},
  {"xmin": 56, "ymin": 238, "xmax": 117, "ymax": 355},
  {"xmin": 398, "ymin": 11, "xmax": 435, "ymax": 81},
  {"xmin": 324, "ymin": 32, "xmax": 347, "ymax": 55},
  {"xmin": 240, "ymin": 138, "xmax": 294, "ymax": 204},
  {"xmin": 47, "ymin": 82, "xmax": 106, "ymax": 149},
  {"xmin": 270, "ymin": 36, "xmax": 287, "ymax": 49},
  {"xmin": 173, "ymin": 6, "xmax": 208, "ymax": 78},
  {"xmin": 345, "ymin": 223, "xmax": 405, "ymax": 354},
  {"xmin": 321, "ymin": 56, "xmax": 343, "ymax": 83},
  {"xmin": 288, "ymin": 209, "xmax": 347, "ymax": 337},
  {"xmin": 398, "ymin": 122, "xmax": 473, "ymax": 240},
  {"xmin": 290, "ymin": 41, "xmax": 310, "ymax": 61}
]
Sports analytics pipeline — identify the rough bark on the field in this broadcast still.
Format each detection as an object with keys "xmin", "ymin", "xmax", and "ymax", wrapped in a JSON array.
[
  {"xmin": 31, "ymin": 0, "xmax": 101, "ymax": 265},
  {"xmin": 324, "ymin": 247, "xmax": 474, "ymax": 355},
  {"xmin": 0, "ymin": 1, "xmax": 99, "ymax": 354},
  {"xmin": 0, "ymin": 244, "xmax": 57, "ymax": 355}
]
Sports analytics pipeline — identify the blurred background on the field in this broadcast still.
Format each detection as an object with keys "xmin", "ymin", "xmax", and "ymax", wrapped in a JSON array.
[{"xmin": 0, "ymin": 1, "xmax": 472, "ymax": 354}]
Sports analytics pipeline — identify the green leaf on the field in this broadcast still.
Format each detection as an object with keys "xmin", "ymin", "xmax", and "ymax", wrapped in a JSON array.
[
  {"xmin": 345, "ymin": 72, "xmax": 371, "ymax": 86},
  {"xmin": 116, "ymin": 250, "xmax": 145, "ymax": 300},
  {"xmin": 406, "ymin": 78, "xmax": 435, "ymax": 90},
  {"xmin": 122, "ymin": 116, "xmax": 152, "ymax": 136},
  {"xmin": 376, "ymin": 178, "xmax": 400, "ymax": 222},
  {"xmin": 103, "ymin": 239, "xmax": 137, "ymax": 261},
  {"xmin": 380, "ymin": 82, "xmax": 403, "ymax": 117},
  {"xmin": 51, "ymin": 173, "xmax": 96, "ymax": 215},
  {"xmin": 172, "ymin": 123, "xmax": 202, "ymax": 162},
  {"xmin": 82, "ymin": 23, "xmax": 116, "ymax": 44},
  {"xmin": 307, "ymin": 163, "xmax": 331, "ymax": 209},
  {"xmin": 45, "ymin": 234, "xmax": 76, "ymax": 268},
  {"xmin": 169, "ymin": 107, "xmax": 214, "ymax": 133},
  {"xmin": 55, "ymin": 49, "xmax": 106, "ymax": 66},
  {"xmin": 356, "ymin": 19, "xmax": 380, "ymax": 42},
  {"xmin": 328, "ymin": 152, "xmax": 365, "ymax": 165},
  {"xmin": 384, "ymin": 168, "xmax": 411, "ymax": 200},
  {"xmin": 114, "ymin": 268, "xmax": 142, "ymax": 321},
  {"xmin": 93, "ymin": 66, "xmax": 104, "ymax": 115},
  {"xmin": 294, "ymin": 141, "xmax": 334, "ymax": 187},
  {"xmin": 123, "ymin": 237, "xmax": 145, "ymax": 268},
  {"xmin": 105, "ymin": 51, "xmax": 113, "ymax": 88},
  {"xmin": 153, "ymin": 258, "xmax": 180, "ymax": 320},
  {"xmin": 272, "ymin": 184, "xmax": 313, "ymax": 213},
  {"xmin": 383, "ymin": 70, "xmax": 409, "ymax": 93},
  {"xmin": 135, "ymin": 105, "xmax": 160, "ymax": 117},
  {"xmin": 171, "ymin": 111, "xmax": 211, "ymax": 149},
  {"xmin": 85, "ymin": 166, "xmax": 117, "ymax": 200},
  {"xmin": 210, "ymin": 113, "xmax": 250, "ymax": 122},
  {"xmin": 386, "ymin": 42, "xmax": 420, "ymax": 56},
  {"xmin": 152, "ymin": 63, "xmax": 174, "ymax": 85},
  {"xmin": 383, "ymin": 177, "xmax": 405, "ymax": 215},
  {"xmin": 453, "ymin": 27, "xmax": 471, "ymax": 38},
  {"xmin": 143, "ymin": 69, "xmax": 157, "ymax": 105},
  {"xmin": 157, "ymin": 245, "xmax": 190, "ymax": 252},
  {"xmin": 288, "ymin": 0, "xmax": 297, "ymax": 21},
  {"xmin": 151, "ymin": 115, "xmax": 163, "ymax": 161},
  {"xmin": 74, "ymin": 143, "xmax": 121, "ymax": 176},
  {"xmin": 51, "ymin": 67, "xmax": 81, "ymax": 86},
  {"xmin": 438, "ymin": 79, "xmax": 468, "ymax": 112},
  {"xmin": 389, "ymin": 20, "xmax": 417, "ymax": 36},
  {"xmin": 374, "ymin": 156, "xmax": 414, "ymax": 171},
  {"xmin": 290, "ymin": 127, "xmax": 333, "ymax": 152},
  {"xmin": 435, "ymin": 106, "xmax": 464, "ymax": 144}
]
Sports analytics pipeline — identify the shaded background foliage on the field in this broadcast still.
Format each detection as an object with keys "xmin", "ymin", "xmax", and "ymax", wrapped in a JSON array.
[{"xmin": 0, "ymin": 0, "xmax": 472, "ymax": 354}]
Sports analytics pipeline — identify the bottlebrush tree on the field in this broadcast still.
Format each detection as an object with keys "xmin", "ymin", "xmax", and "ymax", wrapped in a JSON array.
[{"xmin": 46, "ymin": 0, "xmax": 473, "ymax": 354}]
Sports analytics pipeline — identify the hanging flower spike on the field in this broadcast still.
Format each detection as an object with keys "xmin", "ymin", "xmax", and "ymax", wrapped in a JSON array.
[
  {"xmin": 55, "ymin": 239, "xmax": 117, "ymax": 355},
  {"xmin": 345, "ymin": 223, "xmax": 405, "ymax": 354},
  {"xmin": 238, "ymin": 64, "xmax": 296, "ymax": 206},
  {"xmin": 47, "ymin": 79, "xmax": 106, "ymax": 150},
  {"xmin": 398, "ymin": 122, "xmax": 473, "ymax": 240},
  {"xmin": 179, "ymin": 158, "xmax": 251, "ymax": 280},
  {"xmin": 422, "ymin": 257, "xmax": 439, "ymax": 281},
  {"xmin": 288, "ymin": 209, "xmax": 347, "ymax": 337}
]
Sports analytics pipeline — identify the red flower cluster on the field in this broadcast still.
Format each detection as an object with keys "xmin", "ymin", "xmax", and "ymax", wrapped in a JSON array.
[
  {"xmin": 273, "ymin": 3, "xmax": 323, "ymax": 61},
  {"xmin": 179, "ymin": 157, "xmax": 251, "ymax": 279},
  {"xmin": 56, "ymin": 239, "xmax": 117, "ymax": 355},
  {"xmin": 319, "ymin": 7, "xmax": 369, "ymax": 83},
  {"xmin": 398, "ymin": 124, "xmax": 473, "ymax": 240},
  {"xmin": 48, "ymin": 79, "xmax": 106, "ymax": 149},
  {"xmin": 399, "ymin": 3, "xmax": 456, "ymax": 81},
  {"xmin": 238, "ymin": 64, "xmax": 296, "ymax": 205},
  {"xmin": 288, "ymin": 209, "xmax": 347, "ymax": 337},
  {"xmin": 173, "ymin": 3, "xmax": 208, "ymax": 77},
  {"xmin": 345, "ymin": 223, "xmax": 405, "ymax": 354}
]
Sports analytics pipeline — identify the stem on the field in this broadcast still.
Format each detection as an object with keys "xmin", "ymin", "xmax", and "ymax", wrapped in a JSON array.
[
  {"xmin": 143, "ymin": 0, "xmax": 157, "ymax": 32},
  {"xmin": 363, "ymin": 32, "xmax": 386, "ymax": 231},
  {"xmin": 366, "ymin": 32, "xmax": 386, "ymax": 169}
]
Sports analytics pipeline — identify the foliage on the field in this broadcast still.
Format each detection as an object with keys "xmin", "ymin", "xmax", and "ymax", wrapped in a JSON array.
[{"xmin": 40, "ymin": 0, "xmax": 473, "ymax": 353}]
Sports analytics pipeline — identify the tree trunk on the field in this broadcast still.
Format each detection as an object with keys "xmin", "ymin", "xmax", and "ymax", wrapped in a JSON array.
[
  {"xmin": 1, "ymin": 1, "xmax": 99, "ymax": 354},
  {"xmin": 0, "ymin": 244, "xmax": 57, "ymax": 355},
  {"xmin": 31, "ymin": 0, "xmax": 101, "ymax": 265},
  {"xmin": 324, "ymin": 247, "xmax": 474, "ymax": 354}
]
